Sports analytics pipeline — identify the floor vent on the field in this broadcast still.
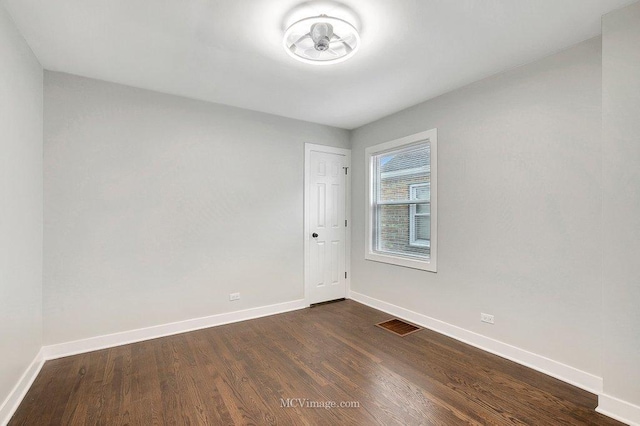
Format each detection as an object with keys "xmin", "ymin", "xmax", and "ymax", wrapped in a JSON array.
[
  {"xmin": 376, "ymin": 318, "xmax": 422, "ymax": 337},
  {"xmin": 310, "ymin": 298, "xmax": 346, "ymax": 308}
]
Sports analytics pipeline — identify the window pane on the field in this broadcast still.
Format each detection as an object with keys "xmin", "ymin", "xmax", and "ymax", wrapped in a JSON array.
[
  {"xmin": 377, "ymin": 143, "xmax": 430, "ymax": 203},
  {"xmin": 416, "ymin": 204, "xmax": 430, "ymax": 215},
  {"xmin": 372, "ymin": 140, "xmax": 430, "ymax": 260},
  {"xmin": 415, "ymin": 215, "xmax": 431, "ymax": 241},
  {"xmin": 413, "ymin": 184, "xmax": 430, "ymax": 201},
  {"xmin": 376, "ymin": 205, "xmax": 430, "ymax": 258}
]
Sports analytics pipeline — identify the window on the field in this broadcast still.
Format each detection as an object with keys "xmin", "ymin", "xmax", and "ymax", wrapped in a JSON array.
[
  {"xmin": 365, "ymin": 129, "xmax": 437, "ymax": 272},
  {"xmin": 410, "ymin": 183, "xmax": 430, "ymax": 247}
]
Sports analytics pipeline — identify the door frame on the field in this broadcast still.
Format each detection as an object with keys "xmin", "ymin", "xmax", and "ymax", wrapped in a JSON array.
[{"xmin": 304, "ymin": 143, "xmax": 351, "ymax": 307}]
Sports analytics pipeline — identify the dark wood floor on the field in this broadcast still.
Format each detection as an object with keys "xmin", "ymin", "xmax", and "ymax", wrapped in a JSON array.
[{"xmin": 11, "ymin": 300, "xmax": 620, "ymax": 425}]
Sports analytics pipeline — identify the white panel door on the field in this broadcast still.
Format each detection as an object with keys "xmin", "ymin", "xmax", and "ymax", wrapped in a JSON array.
[{"xmin": 308, "ymin": 150, "xmax": 347, "ymax": 304}]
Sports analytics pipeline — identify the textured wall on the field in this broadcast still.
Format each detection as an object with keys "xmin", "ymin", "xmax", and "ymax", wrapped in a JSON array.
[
  {"xmin": 44, "ymin": 72, "xmax": 350, "ymax": 345},
  {"xmin": 351, "ymin": 38, "xmax": 603, "ymax": 376},
  {"xmin": 0, "ymin": 3, "xmax": 43, "ymax": 414},
  {"xmin": 602, "ymin": 0, "xmax": 640, "ymax": 410}
]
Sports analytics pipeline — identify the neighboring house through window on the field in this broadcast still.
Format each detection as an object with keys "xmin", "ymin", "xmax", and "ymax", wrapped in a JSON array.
[{"xmin": 365, "ymin": 129, "xmax": 437, "ymax": 272}]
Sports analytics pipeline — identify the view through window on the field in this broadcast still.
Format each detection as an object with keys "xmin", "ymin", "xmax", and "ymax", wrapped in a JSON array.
[{"xmin": 372, "ymin": 142, "xmax": 430, "ymax": 259}]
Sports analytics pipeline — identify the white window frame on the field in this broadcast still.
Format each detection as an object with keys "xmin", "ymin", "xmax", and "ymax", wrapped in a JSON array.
[
  {"xmin": 365, "ymin": 129, "xmax": 437, "ymax": 272},
  {"xmin": 409, "ymin": 183, "xmax": 430, "ymax": 247}
]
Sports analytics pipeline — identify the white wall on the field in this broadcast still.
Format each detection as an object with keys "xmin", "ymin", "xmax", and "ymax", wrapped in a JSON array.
[
  {"xmin": 44, "ymin": 72, "xmax": 350, "ymax": 345},
  {"xmin": 351, "ymin": 38, "xmax": 603, "ymax": 377},
  {"xmin": 0, "ymin": 2, "xmax": 43, "ymax": 412},
  {"xmin": 602, "ymin": 0, "xmax": 640, "ymax": 412}
]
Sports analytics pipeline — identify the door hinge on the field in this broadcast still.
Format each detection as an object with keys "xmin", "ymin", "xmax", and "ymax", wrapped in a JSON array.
[
  {"xmin": 345, "ymin": 272, "xmax": 347, "ymax": 279},
  {"xmin": 343, "ymin": 167, "xmax": 349, "ymax": 175},
  {"xmin": 345, "ymin": 219, "xmax": 348, "ymax": 227}
]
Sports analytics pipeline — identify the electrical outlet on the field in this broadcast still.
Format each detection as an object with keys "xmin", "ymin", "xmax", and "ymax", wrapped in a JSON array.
[
  {"xmin": 480, "ymin": 313, "xmax": 494, "ymax": 324},
  {"xmin": 229, "ymin": 292, "xmax": 240, "ymax": 301}
]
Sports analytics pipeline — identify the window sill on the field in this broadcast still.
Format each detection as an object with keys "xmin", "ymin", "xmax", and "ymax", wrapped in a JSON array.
[{"xmin": 365, "ymin": 251, "xmax": 437, "ymax": 272}]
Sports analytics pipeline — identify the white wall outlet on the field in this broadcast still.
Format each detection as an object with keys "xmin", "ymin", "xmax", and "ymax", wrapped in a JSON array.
[
  {"xmin": 481, "ymin": 313, "xmax": 495, "ymax": 324},
  {"xmin": 229, "ymin": 292, "xmax": 240, "ymax": 301}
]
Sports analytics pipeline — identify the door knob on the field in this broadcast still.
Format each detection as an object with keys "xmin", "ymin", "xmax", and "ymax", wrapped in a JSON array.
[{"xmin": 312, "ymin": 233, "xmax": 318, "ymax": 238}]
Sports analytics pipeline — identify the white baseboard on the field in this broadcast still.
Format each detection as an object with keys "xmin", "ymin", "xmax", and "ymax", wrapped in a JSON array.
[
  {"xmin": 42, "ymin": 299, "xmax": 307, "ymax": 360},
  {"xmin": 8, "ymin": 296, "xmax": 637, "ymax": 425},
  {"xmin": 597, "ymin": 394, "xmax": 640, "ymax": 426},
  {"xmin": 0, "ymin": 348, "xmax": 45, "ymax": 426},
  {"xmin": 1, "ymin": 300, "xmax": 306, "ymax": 425},
  {"xmin": 348, "ymin": 291, "xmax": 603, "ymax": 394}
]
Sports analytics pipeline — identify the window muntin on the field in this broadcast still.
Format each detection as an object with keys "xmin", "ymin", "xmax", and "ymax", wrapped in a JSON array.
[{"xmin": 365, "ymin": 129, "xmax": 437, "ymax": 272}]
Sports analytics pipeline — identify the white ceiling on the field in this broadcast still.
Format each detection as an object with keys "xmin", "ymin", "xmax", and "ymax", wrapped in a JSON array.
[{"xmin": 2, "ymin": 0, "xmax": 633, "ymax": 129}]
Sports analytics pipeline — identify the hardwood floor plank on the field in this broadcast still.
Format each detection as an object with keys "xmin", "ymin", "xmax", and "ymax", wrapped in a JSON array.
[
  {"xmin": 315, "ymin": 300, "xmax": 608, "ymax": 425},
  {"xmin": 9, "ymin": 301, "xmax": 622, "ymax": 425}
]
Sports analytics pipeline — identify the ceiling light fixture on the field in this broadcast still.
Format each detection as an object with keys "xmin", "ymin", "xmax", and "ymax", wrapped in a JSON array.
[{"xmin": 283, "ymin": 15, "xmax": 360, "ymax": 65}]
